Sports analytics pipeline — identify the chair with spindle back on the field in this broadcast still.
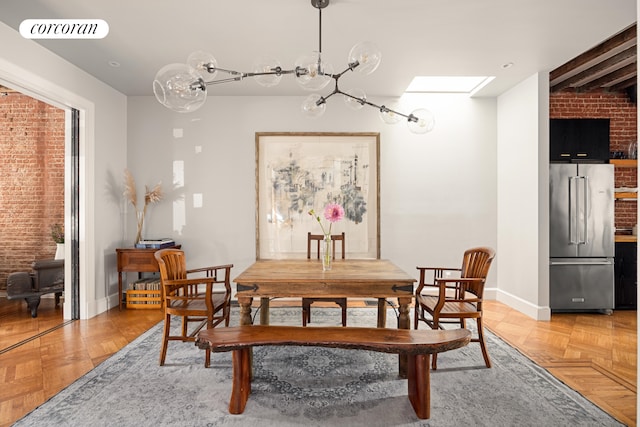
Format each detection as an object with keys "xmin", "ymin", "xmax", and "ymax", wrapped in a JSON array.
[
  {"xmin": 302, "ymin": 232, "xmax": 347, "ymax": 326},
  {"xmin": 414, "ymin": 247, "xmax": 495, "ymax": 369},
  {"xmin": 155, "ymin": 248, "xmax": 233, "ymax": 367}
]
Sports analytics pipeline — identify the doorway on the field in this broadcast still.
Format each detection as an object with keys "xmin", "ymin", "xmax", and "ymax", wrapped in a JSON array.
[{"xmin": 0, "ymin": 84, "xmax": 80, "ymax": 353}]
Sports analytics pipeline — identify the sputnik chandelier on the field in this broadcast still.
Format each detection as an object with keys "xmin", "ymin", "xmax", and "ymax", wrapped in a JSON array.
[{"xmin": 153, "ymin": 0, "xmax": 435, "ymax": 134}]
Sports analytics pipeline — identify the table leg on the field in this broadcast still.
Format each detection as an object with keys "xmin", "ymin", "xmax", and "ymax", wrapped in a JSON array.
[
  {"xmin": 259, "ymin": 297, "xmax": 270, "ymax": 325},
  {"xmin": 397, "ymin": 297, "xmax": 411, "ymax": 330},
  {"xmin": 238, "ymin": 296, "xmax": 254, "ymax": 380},
  {"xmin": 238, "ymin": 297, "xmax": 253, "ymax": 326},
  {"xmin": 376, "ymin": 298, "xmax": 387, "ymax": 327},
  {"xmin": 397, "ymin": 297, "xmax": 412, "ymax": 378},
  {"xmin": 118, "ymin": 272, "xmax": 123, "ymax": 310}
]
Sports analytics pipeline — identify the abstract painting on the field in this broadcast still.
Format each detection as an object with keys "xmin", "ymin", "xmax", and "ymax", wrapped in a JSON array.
[{"xmin": 256, "ymin": 132, "xmax": 379, "ymax": 259}]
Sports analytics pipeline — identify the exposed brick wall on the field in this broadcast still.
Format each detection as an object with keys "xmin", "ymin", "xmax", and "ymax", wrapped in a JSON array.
[
  {"xmin": 550, "ymin": 90, "xmax": 638, "ymax": 230},
  {"xmin": 0, "ymin": 93, "xmax": 65, "ymax": 289}
]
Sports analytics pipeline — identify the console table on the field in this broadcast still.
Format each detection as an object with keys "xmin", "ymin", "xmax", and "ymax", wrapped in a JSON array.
[{"xmin": 116, "ymin": 245, "xmax": 180, "ymax": 309}]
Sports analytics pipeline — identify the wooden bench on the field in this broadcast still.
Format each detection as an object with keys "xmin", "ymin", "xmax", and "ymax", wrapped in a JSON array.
[{"xmin": 196, "ymin": 325, "xmax": 470, "ymax": 420}]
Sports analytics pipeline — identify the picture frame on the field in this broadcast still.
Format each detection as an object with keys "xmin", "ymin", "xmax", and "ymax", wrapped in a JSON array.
[{"xmin": 256, "ymin": 132, "xmax": 380, "ymax": 260}]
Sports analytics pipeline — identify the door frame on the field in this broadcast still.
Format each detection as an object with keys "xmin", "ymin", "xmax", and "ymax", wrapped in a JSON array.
[{"xmin": 0, "ymin": 71, "xmax": 94, "ymax": 320}]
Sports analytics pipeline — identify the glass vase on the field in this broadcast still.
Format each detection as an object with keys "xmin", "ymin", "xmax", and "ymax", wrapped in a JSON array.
[
  {"xmin": 135, "ymin": 211, "xmax": 145, "ymax": 245},
  {"xmin": 322, "ymin": 234, "xmax": 332, "ymax": 271}
]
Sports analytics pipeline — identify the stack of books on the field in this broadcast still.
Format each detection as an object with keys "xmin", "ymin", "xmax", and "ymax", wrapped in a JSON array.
[
  {"xmin": 135, "ymin": 238, "xmax": 175, "ymax": 249},
  {"xmin": 128, "ymin": 277, "xmax": 162, "ymax": 291}
]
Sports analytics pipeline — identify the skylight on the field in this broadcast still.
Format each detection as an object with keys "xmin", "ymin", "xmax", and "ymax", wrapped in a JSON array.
[{"xmin": 405, "ymin": 76, "xmax": 495, "ymax": 95}]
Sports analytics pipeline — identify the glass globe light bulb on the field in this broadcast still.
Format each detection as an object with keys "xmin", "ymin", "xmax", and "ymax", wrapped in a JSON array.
[
  {"xmin": 407, "ymin": 108, "xmax": 436, "ymax": 134},
  {"xmin": 253, "ymin": 56, "xmax": 283, "ymax": 87},
  {"xmin": 295, "ymin": 52, "xmax": 333, "ymax": 91},
  {"xmin": 343, "ymin": 88, "xmax": 366, "ymax": 110},
  {"xmin": 301, "ymin": 94, "xmax": 326, "ymax": 118},
  {"xmin": 186, "ymin": 51, "xmax": 218, "ymax": 82},
  {"xmin": 153, "ymin": 63, "xmax": 207, "ymax": 113},
  {"xmin": 378, "ymin": 100, "xmax": 403, "ymax": 124},
  {"xmin": 348, "ymin": 41, "xmax": 382, "ymax": 75}
]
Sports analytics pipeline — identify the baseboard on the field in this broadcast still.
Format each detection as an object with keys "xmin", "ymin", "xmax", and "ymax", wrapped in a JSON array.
[{"xmin": 489, "ymin": 287, "xmax": 551, "ymax": 321}]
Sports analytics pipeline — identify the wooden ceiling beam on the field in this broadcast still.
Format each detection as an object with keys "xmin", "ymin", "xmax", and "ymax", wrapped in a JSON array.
[
  {"xmin": 578, "ymin": 62, "xmax": 636, "ymax": 92},
  {"xmin": 551, "ymin": 46, "xmax": 636, "ymax": 92},
  {"xmin": 609, "ymin": 76, "xmax": 638, "ymax": 92},
  {"xmin": 549, "ymin": 24, "xmax": 636, "ymax": 81}
]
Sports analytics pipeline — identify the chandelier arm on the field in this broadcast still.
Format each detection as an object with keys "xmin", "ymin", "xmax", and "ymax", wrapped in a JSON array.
[
  {"xmin": 337, "ymin": 89, "xmax": 366, "ymax": 106},
  {"xmin": 207, "ymin": 66, "xmax": 298, "ymax": 76},
  {"xmin": 203, "ymin": 76, "xmax": 245, "ymax": 85},
  {"xmin": 376, "ymin": 104, "xmax": 416, "ymax": 122},
  {"xmin": 246, "ymin": 69, "xmax": 297, "ymax": 77},
  {"xmin": 339, "ymin": 89, "xmax": 417, "ymax": 122},
  {"xmin": 207, "ymin": 67, "xmax": 242, "ymax": 75},
  {"xmin": 331, "ymin": 62, "xmax": 359, "ymax": 80},
  {"xmin": 318, "ymin": 87, "xmax": 340, "ymax": 105},
  {"xmin": 203, "ymin": 67, "xmax": 301, "ymax": 86}
]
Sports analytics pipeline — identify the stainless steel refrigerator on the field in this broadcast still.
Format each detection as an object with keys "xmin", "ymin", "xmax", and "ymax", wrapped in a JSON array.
[{"xmin": 549, "ymin": 163, "xmax": 614, "ymax": 312}]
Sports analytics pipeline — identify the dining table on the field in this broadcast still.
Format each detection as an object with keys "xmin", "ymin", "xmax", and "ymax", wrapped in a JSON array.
[{"xmin": 233, "ymin": 258, "xmax": 417, "ymax": 376}]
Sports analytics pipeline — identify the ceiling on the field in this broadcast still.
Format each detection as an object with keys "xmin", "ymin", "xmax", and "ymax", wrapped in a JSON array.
[{"xmin": 0, "ymin": 0, "xmax": 636, "ymax": 100}]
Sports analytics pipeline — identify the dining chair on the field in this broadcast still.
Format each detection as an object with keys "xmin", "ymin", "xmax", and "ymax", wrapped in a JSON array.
[
  {"xmin": 154, "ymin": 248, "xmax": 233, "ymax": 367},
  {"xmin": 302, "ymin": 232, "xmax": 347, "ymax": 327},
  {"xmin": 414, "ymin": 247, "xmax": 496, "ymax": 369}
]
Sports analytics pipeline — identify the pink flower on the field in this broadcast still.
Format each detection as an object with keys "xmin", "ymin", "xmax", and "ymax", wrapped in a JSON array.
[
  {"xmin": 309, "ymin": 203, "xmax": 345, "ymax": 235},
  {"xmin": 324, "ymin": 203, "xmax": 345, "ymax": 223}
]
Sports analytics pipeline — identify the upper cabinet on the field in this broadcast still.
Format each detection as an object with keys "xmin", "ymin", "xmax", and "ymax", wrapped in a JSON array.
[{"xmin": 550, "ymin": 118, "xmax": 610, "ymax": 162}]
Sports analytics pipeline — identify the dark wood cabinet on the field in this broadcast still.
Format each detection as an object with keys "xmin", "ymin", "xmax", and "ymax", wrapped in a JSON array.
[
  {"xmin": 614, "ymin": 242, "xmax": 637, "ymax": 310},
  {"xmin": 550, "ymin": 118, "xmax": 610, "ymax": 162}
]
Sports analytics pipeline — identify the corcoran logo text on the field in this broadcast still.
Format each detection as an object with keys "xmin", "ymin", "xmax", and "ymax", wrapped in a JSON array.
[{"xmin": 19, "ymin": 19, "xmax": 109, "ymax": 39}]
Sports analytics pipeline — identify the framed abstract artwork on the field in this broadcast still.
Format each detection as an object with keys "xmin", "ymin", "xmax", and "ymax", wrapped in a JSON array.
[{"xmin": 256, "ymin": 132, "xmax": 380, "ymax": 260}]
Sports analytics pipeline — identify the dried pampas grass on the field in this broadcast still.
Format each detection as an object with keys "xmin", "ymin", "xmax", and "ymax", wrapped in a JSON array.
[
  {"xmin": 123, "ymin": 169, "xmax": 163, "ymax": 244},
  {"xmin": 145, "ymin": 183, "xmax": 163, "ymax": 205},
  {"xmin": 123, "ymin": 169, "xmax": 138, "ymax": 209}
]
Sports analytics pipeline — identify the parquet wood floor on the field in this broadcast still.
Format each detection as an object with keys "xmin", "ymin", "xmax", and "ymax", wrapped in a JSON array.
[
  {"xmin": 483, "ymin": 300, "xmax": 637, "ymax": 426},
  {"xmin": 0, "ymin": 297, "xmax": 636, "ymax": 426}
]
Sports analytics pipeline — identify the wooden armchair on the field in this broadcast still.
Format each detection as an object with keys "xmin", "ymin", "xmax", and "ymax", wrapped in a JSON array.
[
  {"xmin": 154, "ymin": 248, "xmax": 233, "ymax": 367},
  {"xmin": 302, "ymin": 232, "xmax": 347, "ymax": 327},
  {"xmin": 414, "ymin": 247, "xmax": 495, "ymax": 369}
]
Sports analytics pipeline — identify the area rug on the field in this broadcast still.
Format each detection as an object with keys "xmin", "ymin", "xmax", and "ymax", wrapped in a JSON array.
[{"xmin": 14, "ymin": 307, "xmax": 622, "ymax": 427}]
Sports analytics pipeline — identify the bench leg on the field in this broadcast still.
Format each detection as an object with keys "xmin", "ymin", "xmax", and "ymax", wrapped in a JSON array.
[
  {"xmin": 407, "ymin": 354, "xmax": 430, "ymax": 419},
  {"xmin": 229, "ymin": 348, "xmax": 251, "ymax": 414}
]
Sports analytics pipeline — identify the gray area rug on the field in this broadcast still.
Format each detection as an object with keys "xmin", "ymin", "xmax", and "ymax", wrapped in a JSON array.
[{"xmin": 15, "ymin": 307, "xmax": 622, "ymax": 426}]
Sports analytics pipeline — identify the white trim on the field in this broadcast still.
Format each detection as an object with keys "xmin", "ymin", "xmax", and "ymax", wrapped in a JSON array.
[{"xmin": 493, "ymin": 288, "xmax": 551, "ymax": 321}]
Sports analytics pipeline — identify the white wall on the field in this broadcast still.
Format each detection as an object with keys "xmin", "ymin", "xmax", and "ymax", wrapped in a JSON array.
[
  {"xmin": 0, "ymin": 22, "xmax": 127, "ymax": 319},
  {"xmin": 125, "ymin": 93, "xmax": 498, "ymax": 301},
  {"xmin": 496, "ymin": 73, "xmax": 550, "ymax": 320},
  {"xmin": 0, "ymin": 20, "xmax": 501, "ymax": 316}
]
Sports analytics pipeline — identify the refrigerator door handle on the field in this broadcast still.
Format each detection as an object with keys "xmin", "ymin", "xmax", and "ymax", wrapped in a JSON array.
[
  {"xmin": 550, "ymin": 260, "xmax": 614, "ymax": 266},
  {"xmin": 568, "ymin": 176, "xmax": 579, "ymax": 245},
  {"xmin": 581, "ymin": 176, "xmax": 589, "ymax": 245}
]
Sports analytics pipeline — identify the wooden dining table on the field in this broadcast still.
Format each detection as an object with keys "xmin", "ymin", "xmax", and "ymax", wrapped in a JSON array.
[{"xmin": 234, "ymin": 258, "xmax": 417, "ymax": 376}]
